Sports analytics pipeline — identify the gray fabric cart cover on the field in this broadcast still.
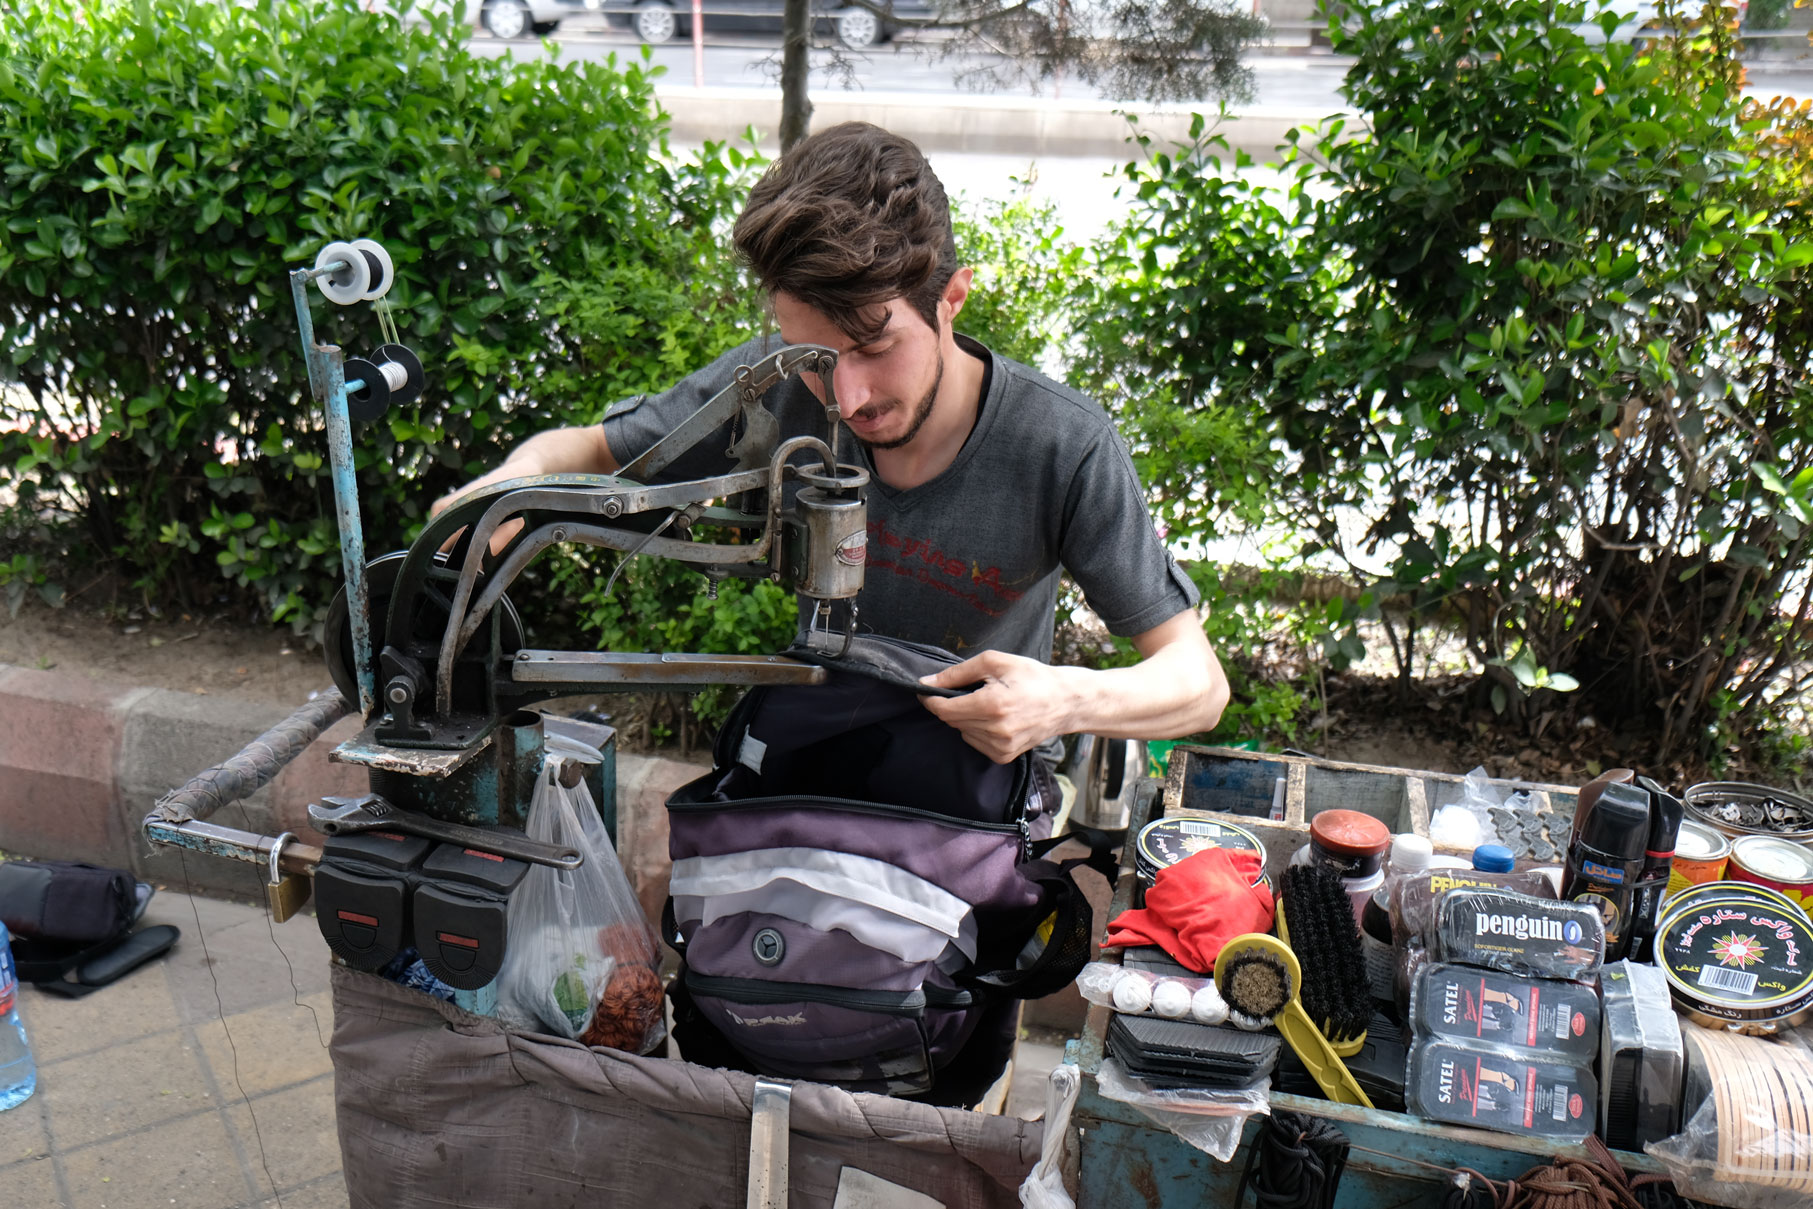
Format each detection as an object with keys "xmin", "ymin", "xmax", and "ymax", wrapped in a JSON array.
[{"xmin": 330, "ymin": 966, "xmax": 1042, "ymax": 1207}]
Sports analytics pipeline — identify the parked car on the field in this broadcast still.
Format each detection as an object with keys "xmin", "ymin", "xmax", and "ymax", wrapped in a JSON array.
[
  {"xmin": 476, "ymin": 0, "xmax": 603, "ymax": 38},
  {"xmin": 603, "ymin": 0, "xmax": 933, "ymax": 48},
  {"xmin": 367, "ymin": 0, "xmax": 592, "ymax": 39},
  {"xmin": 1572, "ymin": 0, "xmax": 1747, "ymax": 42}
]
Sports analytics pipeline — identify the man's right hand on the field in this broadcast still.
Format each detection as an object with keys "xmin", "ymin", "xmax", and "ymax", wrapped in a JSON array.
[
  {"xmin": 429, "ymin": 424, "xmax": 621, "ymax": 557},
  {"xmin": 430, "ymin": 467, "xmax": 529, "ymax": 556}
]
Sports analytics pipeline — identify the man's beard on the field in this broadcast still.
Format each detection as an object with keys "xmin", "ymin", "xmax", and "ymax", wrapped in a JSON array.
[{"xmin": 859, "ymin": 349, "xmax": 944, "ymax": 452}]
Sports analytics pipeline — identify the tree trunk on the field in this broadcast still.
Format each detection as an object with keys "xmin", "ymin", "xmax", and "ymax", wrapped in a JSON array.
[{"xmin": 779, "ymin": 0, "xmax": 813, "ymax": 151}]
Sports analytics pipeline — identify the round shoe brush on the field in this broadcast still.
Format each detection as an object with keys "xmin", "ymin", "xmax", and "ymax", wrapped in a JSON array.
[
  {"xmin": 1215, "ymin": 932, "xmax": 1374, "ymax": 1109},
  {"xmin": 1276, "ymin": 863, "xmax": 1373, "ymax": 1057}
]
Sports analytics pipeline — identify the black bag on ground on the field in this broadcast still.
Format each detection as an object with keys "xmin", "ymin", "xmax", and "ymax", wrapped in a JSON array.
[
  {"xmin": 0, "ymin": 859, "xmax": 177, "ymax": 997},
  {"xmin": 664, "ymin": 634, "xmax": 1114, "ymax": 1104}
]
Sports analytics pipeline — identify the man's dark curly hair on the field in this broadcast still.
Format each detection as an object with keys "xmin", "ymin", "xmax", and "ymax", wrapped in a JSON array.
[{"xmin": 732, "ymin": 123, "xmax": 959, "ymax": 345}]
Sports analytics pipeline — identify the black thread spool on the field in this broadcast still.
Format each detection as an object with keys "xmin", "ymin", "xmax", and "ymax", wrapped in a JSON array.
[{"xmin": 351, "ymin": 238, "xmax": 394, "ymax": 302}]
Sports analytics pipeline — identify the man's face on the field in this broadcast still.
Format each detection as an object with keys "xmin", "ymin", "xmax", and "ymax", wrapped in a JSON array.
[{"xmin": 772, "ymin": 291, "xmax": 943, "ymax": 451}]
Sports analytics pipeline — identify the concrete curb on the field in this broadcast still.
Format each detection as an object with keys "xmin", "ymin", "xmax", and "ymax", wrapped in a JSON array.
[
  {"xmin": 657, "ymin": 44, "xmax": 1812, "ymax": 158},
  {"xmin": 657, "ymin": 84, "xmax": 1333, "ymax": 157},
  {"xmin": 0, "ymin": 662, "xmax": 704, "ymax": 909}
]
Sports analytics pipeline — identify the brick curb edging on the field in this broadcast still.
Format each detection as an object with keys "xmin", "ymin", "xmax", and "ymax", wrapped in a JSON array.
[{"xmin": 0, "ymin": 662, "xmax": 705, "ymax": 912}]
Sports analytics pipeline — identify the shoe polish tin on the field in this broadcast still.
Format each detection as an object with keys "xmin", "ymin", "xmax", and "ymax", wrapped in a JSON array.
[{"xmin": 1656, "ymin": 894, "xmax": 1813, "ymax": 1034}]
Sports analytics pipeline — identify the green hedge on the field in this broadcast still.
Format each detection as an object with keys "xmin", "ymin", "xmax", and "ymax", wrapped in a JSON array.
[
  {"xmin": 0, "ymin": 0, "xmax": 761, "ymax": 629},
  {"xmin": 1086, "ymin": 0, "xmax": 1813, "ymax": 765}
]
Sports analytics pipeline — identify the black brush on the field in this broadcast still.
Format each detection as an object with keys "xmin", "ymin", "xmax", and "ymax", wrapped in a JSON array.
[{"xmin": 1278, "ymin": 863, "xmax": 1373, "ymax": 1053}]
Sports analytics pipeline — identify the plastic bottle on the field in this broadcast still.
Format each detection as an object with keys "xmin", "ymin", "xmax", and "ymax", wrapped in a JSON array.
[
  {"xmin": 0, "ymin": 921, "xmax": 38, "ymax": 1111},
  {"xmin": 1359, "ymin": 835, "xmax": 1444, "ymax": 1006},
  {"xmin": 1560, "ymin": 780, "xmax": 1651, "ymax": 962},
  {"xmin": 1626, "ymin": 777, "xmax": 1685, "ymax": 964},
  {"xmin": 1472, "ymin": 844, "xmax": 1516, "ymax": 872}
]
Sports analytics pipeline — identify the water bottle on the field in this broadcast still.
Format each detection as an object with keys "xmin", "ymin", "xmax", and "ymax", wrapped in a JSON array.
[{"xmin": 0, "ymin": 921, "xmax": 38, "ymax": 1111}]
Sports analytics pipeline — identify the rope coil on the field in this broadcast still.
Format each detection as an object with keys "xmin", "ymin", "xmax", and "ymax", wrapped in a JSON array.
[{"xmin": 1236, "ymin": 1110, "xmax": 1350, "ymax": 1209}]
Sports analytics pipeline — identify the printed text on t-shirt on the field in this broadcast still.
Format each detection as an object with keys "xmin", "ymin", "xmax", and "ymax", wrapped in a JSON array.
[{"xmin": 867, "ymin": 519, "xmax": 1023, "ymax": 616}]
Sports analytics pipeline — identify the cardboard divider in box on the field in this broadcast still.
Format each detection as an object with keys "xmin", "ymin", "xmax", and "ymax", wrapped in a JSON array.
[{"xmin": 1154, "ymin": 745, "xmax": 1582, "ymax": 887}]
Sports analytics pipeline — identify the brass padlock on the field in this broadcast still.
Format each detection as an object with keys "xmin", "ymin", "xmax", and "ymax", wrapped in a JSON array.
[{"xmin": 265, "ymin": 832, "xmax": 313, "ymax": 924}]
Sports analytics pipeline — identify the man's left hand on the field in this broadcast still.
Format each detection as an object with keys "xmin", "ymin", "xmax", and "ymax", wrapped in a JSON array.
[{"xmin": 918, "ymin": 651, "xmax": 1079, "ymax": 764}]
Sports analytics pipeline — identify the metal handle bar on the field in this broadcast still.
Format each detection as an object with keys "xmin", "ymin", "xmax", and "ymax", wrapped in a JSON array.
[{"xmin": 145, "ymin": 689, "xmax": 350, "ymax": 826}]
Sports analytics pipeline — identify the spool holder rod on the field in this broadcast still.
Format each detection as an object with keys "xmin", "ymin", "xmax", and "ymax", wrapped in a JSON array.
[{"xmin": 290, "ymin": 264, "xmax": 377, "ymax": 719}]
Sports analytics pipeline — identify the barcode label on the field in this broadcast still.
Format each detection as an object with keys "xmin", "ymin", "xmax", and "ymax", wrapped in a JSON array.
[
  {"xmin": 1698, "ymin": 965, "xmax": 1758, "ymax": 995},
  {"xmin": 1554, "ymin": 1005, "xmax": 1571, "ymax": 1040},
  {"xmin": 1553, "ymin": 1087, "xmax": 1569, "ymax": 1122},
  {"xmin": 1180, "ymin": 821, "xmax": 1221, "ymax": 837}
]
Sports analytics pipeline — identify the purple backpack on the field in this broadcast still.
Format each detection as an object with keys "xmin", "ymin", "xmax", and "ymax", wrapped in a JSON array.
[{"xmin": 664, "ymin": 636, "xmax": 1107, "ymax": 1102}]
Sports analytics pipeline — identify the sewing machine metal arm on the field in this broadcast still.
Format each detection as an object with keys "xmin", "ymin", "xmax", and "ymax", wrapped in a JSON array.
[
  {"xmin": 360, "ymin": 344, "xmax": 867, "ymax": 744},
  {"xmin": 424, "ymin": 433, "xmax": 851, "ymax": 714}
]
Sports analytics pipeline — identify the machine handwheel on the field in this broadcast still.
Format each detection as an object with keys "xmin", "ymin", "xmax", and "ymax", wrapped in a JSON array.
[{"xmin": 323, "ymin": 550, "xmax": 526, "ymax": 713}]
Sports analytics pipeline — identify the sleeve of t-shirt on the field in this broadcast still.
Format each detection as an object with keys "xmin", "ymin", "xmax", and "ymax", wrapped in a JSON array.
[
  {"xmin": 1057, "ymin": 426, "xmax": 1202, "ymax": 637},
  {"xmin": 599, "ymin": 340, "xmax": 766, "ymax": 483}
]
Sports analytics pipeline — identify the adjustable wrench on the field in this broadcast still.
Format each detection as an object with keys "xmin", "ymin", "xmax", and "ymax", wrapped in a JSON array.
[{"xmin": 308, "ymin": 794, "xmax": 583, "ymax": 870}]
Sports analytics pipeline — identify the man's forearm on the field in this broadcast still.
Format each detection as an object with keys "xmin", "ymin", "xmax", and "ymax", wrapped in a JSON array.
[
  {"xmin": 1052, "ymin": 634, "xmax": 1229, "ymax": 742},
  {"xmin": 429, "ymin": 425, "xmax": 621, "ymax": 542},
  {"xmin": 496, "ymin": 425, "xmax": 620, "ymax": 478},
  {"xmin": 918, "ymin": 611, "xmax": 1229, "ymax": 763}
]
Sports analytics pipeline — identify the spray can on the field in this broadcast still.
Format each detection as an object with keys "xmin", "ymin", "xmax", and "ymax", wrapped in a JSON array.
[
  {"xmin": 1560, "ymin": 779, "xmax": 1651, "ymax": 961},
  {"xmin": 1625, "ymin": 777, "xmax": 1685, "ymax": 964}
]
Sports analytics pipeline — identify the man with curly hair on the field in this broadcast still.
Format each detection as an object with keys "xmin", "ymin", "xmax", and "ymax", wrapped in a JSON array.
[{"xmin": 436, "ymin": 122, "xmax": 1230, "ymax": 762}]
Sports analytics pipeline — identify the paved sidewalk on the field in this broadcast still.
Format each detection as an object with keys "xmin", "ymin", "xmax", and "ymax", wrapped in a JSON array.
[
  {"xmin": 1, "ymin": 887, "xmax": 344, "ymax": 1209},
  {"xmin": 1, "ymin": 890, "xmax": 1062, "ymax": 1208}
]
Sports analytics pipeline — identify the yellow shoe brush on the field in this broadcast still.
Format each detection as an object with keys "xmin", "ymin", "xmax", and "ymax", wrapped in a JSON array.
[{"xmin": 1215, "ymin": 932, "xmax": 1374, "ymax": 1109}]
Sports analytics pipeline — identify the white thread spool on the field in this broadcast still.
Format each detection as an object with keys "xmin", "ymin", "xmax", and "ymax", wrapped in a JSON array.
[
  {"xmin": 376, "ymin": 360, "xmax": 408, "ymax": 393},
  {"xmin": 351, "ymin": 239, "xmax": 394, "ymax": 301},
  {"xmin": 314, "ymin": 241, "xmax": 369, "ymax": 305}
]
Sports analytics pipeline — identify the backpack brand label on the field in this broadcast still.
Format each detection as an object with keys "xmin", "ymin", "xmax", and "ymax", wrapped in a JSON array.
[{"xmin": 726, "ymin": 1009, "xmax": 808, "ymax": 1028}]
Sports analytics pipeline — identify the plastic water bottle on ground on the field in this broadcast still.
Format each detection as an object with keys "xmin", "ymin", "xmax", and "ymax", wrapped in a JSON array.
[{"xmin": 0, "ymin": 920, "xmax": 38, "ymax": 1111}]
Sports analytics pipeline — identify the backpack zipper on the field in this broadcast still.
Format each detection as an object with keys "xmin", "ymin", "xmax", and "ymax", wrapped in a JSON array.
[
  {"xmin": 686, "ymin": 971, "xmax": 927, "ymax": 1016},
  {"xmin": 668, "ymin": 794, "xmax": 1023, "ymax": 836}
]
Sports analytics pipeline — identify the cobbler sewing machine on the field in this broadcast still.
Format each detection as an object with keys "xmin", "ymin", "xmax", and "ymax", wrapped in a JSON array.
[{"xmin": 141, "ymin": 240, "xmax": 869, "ymax": 1005}]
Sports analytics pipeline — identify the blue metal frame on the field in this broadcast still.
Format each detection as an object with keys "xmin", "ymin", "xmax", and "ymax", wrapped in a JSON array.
[{"xmin": 290, "ymin": 263, "xmax": 376, "ymax": 720}]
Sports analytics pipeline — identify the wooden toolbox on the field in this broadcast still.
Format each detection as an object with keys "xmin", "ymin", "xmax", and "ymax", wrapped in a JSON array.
[
  {"xmin": 1154, "ymin": 743, "xmax": 1580, "ymax": 882},
  {"xmin": 1068, "ymin": 744, "xmax": 1671, "ymax": 1207}
]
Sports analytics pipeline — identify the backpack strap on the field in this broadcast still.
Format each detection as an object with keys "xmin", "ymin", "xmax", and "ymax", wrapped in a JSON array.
[
  {"xmin": 18, "ymin": 925, "xmax": 180, "ymax": 999},
  {"xmin": 962, "ymin": 823, "xmax": 1124, "ymax": 1001},
  {"xmin": 1029, "ymin": 824, "xmax": 1122, "ymax": 883}
]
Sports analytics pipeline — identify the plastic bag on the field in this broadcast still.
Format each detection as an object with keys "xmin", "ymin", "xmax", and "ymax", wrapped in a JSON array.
[
  {"xmin": 1645, "ymin": 1026, "xmax": 1813, "ymax": 1207},
  {"xmin": 496, "ymin": 757, "xmax": 665, "ymax": 1054},
  {"xmin": 1019, "ymin": 1063, "xmax": 1081, "ymax": 1209},
  {"xmin": 1074, "ymin": 960, "xmax": 1228, "ymax": 1024},
  {"xmin": 1094, "ymin": 1057, "xmax": 1270, "ymax": 1163},
  {"xmin": 1430, "ymin": 766, "xmax": 1506, "ymax": 847}
]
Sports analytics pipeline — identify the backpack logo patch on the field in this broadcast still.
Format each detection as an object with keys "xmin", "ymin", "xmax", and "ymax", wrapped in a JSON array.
[{"xmin": 752, "ymin": 928, "xmax": 786, "ymax": 966}]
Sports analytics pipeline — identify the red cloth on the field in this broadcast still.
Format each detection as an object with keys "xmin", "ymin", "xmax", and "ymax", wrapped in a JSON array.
[{"xmin": 1102, "ymin": 847, "xmax": 1275, "ymax": 974}]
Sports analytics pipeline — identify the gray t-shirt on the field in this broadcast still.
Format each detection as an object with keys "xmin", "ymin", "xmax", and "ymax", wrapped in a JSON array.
[{"xmin": 600, "ymin": 333, "xmax": 1199, "ymax": 662}]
